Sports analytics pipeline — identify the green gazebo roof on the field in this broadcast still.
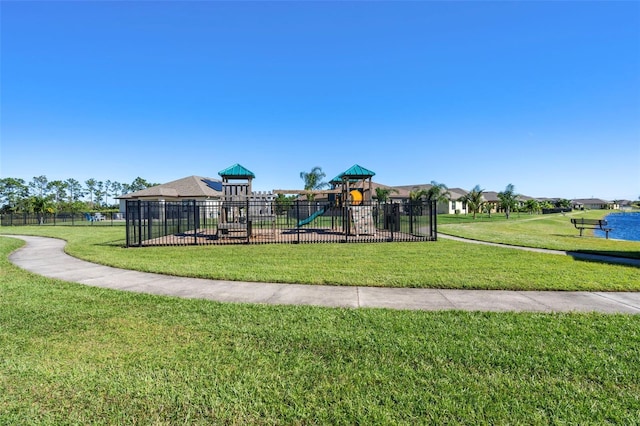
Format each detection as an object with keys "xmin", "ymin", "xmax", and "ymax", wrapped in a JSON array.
[
  {"xmin": 331, "ymin": 164, "xmax": 376, "ymax": 182},
  {"xmin": 218, "ymin": 163, "xmax": 255, "ymax": 179}
]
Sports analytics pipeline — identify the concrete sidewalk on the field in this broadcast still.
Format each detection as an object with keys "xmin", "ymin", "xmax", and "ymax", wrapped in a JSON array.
[{"xmin": 6, "ymin": 235, "xmax": 640, "ymax": 314}]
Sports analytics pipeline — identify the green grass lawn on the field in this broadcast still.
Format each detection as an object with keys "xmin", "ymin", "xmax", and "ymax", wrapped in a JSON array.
[
  {"xmin": 1, "ymin": 237, "xmax": 639, "ymax": 424},
  {"xmin": 2, "ymin": 219, "xmax": 639, "ymax": 290},
  {"xmin": 439, "ymin": 210, "xmax": 640, "ymax": 259}
]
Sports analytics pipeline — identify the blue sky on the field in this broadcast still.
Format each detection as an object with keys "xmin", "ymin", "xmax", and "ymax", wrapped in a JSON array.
[{"xmin": 2, "ymin": 1, "xmax": 639, "ymax": 200}]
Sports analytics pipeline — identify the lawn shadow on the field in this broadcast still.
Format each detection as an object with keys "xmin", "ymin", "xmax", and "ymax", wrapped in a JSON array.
[{"xmin": 567, "ymin": 250, "xmax": 640, "ymax": 267}]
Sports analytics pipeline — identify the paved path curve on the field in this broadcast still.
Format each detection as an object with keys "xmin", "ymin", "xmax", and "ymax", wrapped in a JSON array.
[{"xmin": 6, "ymin": 235, "xmax": 640, "ymax": 314}]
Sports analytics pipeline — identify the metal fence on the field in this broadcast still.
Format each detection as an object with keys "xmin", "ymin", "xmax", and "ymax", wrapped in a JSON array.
[
  {"xmin": 1, "ymin": 211, "xmax": 125, "ymax": 227},
  {"xmin": 125, "ymin": 199, "xmax": 437, "ymax": 247}
]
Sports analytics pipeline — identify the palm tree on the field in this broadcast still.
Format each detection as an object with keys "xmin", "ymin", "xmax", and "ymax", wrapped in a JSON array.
[
  {"xmin": 409, "ymin": 188, "xmax": 427, "ymax": 201},
  {"xmin": 31, "ymin": 195, "xmax": 52, "ymax": 225},
  {"xmin": 424, "ymin": 181, "xmax": 451, "ymax": 203},
  {"xmin": 299, "ymin": 166, "xmax": 328, "ymax": 201},
  {"xmin": 498, "ymin": 183, "xmax": 519, "ymax": 219},
  {"xmin": 556, "ymin": 199, "xmax": 571, "ymax": 209},
  {"xmin": 540, "ymin": 200, "xmax": 554, "ymax": 210},
  {"xmin": 524, "ymin": 199, "xmax": 540, "ymax": 215},
  {"xmin": 407, "ymin": 189, "xmax": 426, "ymax": 233},
  {"xmin": 374, "ymin": 187, "xmax": 398, "ymax": 203},
  {"xmin": 461, "ymin": 185, "xmax": 485, "ymax": 219}
]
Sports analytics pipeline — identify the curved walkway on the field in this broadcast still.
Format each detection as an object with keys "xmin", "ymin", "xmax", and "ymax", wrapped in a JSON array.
[{"xmin": 6, "ymin": 235, "xmax": 640, "ymax": 314}]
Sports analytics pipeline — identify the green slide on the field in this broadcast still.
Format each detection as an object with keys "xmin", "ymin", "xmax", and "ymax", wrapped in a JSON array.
[{"xmin": 297, "ymin": 204, "xmax": 330, "ymax": 227}]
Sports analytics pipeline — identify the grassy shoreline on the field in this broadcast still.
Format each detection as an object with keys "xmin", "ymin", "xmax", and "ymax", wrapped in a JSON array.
[{"xmin": 439, "ymin": 209, "xmax": 640, "ymax": 258}]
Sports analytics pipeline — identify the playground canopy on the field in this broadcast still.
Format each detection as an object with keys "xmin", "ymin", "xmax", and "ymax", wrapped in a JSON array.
[
  {"xmin": 330, "ymin": 164, "xmax": 376, "ymax": 183},
  {"xmin": 219, "ymin": 163, "xmax": 255, "ymax": 179},
  {"xmin": 330, "ymin": 164, "xmax": 376, "ymax": 204}
]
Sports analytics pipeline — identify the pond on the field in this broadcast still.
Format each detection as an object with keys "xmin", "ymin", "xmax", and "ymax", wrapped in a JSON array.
[{"xmin": 595, "ymin": 212, "xmax": 640, "ymax": 242}]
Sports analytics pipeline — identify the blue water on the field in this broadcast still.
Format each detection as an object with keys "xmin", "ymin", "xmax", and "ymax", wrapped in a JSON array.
[{"xmin": 594, "ymin": 212, "xmax": 640, "ymax": 241}]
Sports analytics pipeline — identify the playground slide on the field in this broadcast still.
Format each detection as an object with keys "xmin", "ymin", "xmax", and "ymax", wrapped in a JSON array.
[{"xmin": 297, "ymin": 204, "xmax": 330, "ymax": 227}]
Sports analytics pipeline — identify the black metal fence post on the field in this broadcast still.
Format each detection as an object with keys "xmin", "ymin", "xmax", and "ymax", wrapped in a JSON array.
[
  {"xmin": 344, "ymin": 202, "xmax": 349, "ymax": 243},
  {"xmin": 164, "ymin": 202, "xmax": 168, "ymax": 240},
  {"xmin": 137, "ymin": 200, "xmax": 143, "ymax": 247},
  {"xmin": 246, "ymin": 198, "xmax": 250, "ymax": 244},
  {"xmin": 390, "ymin": 203, "xmax": 395, "ymax": 241},
  {"xmin": 296, "ymin": 200, "xmax": 300, "ymax": 244},
  {"xmin": 432, "ymin": 199, "xmax": 437, "ymax": 240},
  {"xmin": 125, "ymin": 202, "xmax": 130, "ymax": 247},
  {"xmin": 194, "ymin": 200, "xmax": 198, "ymax": 245}
]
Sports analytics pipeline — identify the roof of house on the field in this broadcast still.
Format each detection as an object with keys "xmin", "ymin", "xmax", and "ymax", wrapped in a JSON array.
[
  {"xmin": 118, "ymin": 176, "xmax": 223, "ymax": 199},
  {"xmin": 448, "ymin": 187, "xmax": 468, "ymax": 199},
  {"xmin": 391, "ymin": 183, "xmax": 433, "ymax": 192},
  {"xmin": 378, "ymin": 184, "xmax": 469, "ymax": 201},
  {"xmin": 361, "ymin": 181, "xmax": 411, "ymax": 198},
  {"xmin": 571, "ymin": 198, "xmax": 613, "ymax": 204},
  {"xmin": 482, "ymin": 191, "xmax": 500, "ymax": 202}
]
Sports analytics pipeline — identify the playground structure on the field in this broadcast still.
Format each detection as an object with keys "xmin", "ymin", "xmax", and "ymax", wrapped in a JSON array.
[
  {"xmin": 275, "ymin": 164, "xmax": 378, "ymax": 236},
  {"xmin": 216, "ymin": 164, "xmax": 276, "ymax": 239},
  {"xmin": 125, "ymin": 163, "xmax": 437, "ymax": 246}
]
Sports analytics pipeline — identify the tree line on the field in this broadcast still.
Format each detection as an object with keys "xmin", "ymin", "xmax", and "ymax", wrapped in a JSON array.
[{"xmin": 0, "ymin": 176, "xmax": 158, "ymax": 214}]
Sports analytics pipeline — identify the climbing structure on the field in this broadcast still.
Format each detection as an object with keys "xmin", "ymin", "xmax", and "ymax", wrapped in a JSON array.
[
  {"xmin": 217, "ymin": 163, "xmax": 275, "ymax": 239},
  {"xmin": 330, "ymin": 164, "xmax": 376, "ymax": 236}
]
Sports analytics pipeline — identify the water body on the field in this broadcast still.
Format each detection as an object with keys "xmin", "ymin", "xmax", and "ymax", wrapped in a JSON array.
[{"xmin": 595, "ymin": 212, "xmax": 640, "ymax": 241}]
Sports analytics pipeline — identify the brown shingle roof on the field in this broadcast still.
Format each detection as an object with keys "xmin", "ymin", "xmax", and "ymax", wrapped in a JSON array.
[{"xmin": 118, "ymin": 176, "xmax": 222, "ymax": 199}]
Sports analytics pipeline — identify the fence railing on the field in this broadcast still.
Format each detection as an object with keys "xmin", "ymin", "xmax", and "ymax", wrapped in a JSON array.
[
  {"xmin": 125, "ymin": 199, "xmax": 437, "ymax": 246},
  {"xmin": 1, "ymin": 211, "xmax": 125, "ymax": 227}
]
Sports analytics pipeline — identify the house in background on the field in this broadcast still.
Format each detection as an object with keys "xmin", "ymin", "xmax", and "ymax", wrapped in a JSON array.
[
  {"xmin": 444, "ymin": 188, "xmax": 469, "ymax": 214},
  {"xmin": 617, "ymin": 200, "xmax": 635, "ymax": 209},
  {"xmin": 481, "ymin": 191, "xmax": 500, "ymax": 213},
  {"xmin": 117, "ymin": 170, "xmax": 625, "ymax": 221},
  {"xmin": 571, "ymin": 198, "xmax": 619, "ymax": 210},
  {"xmin": 390, "ymin": 184, "xmax": 469, "ymax": 214},
  {"xmin": 117, "ymin": 175, "xmax": 224, "ymax": 216}
]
